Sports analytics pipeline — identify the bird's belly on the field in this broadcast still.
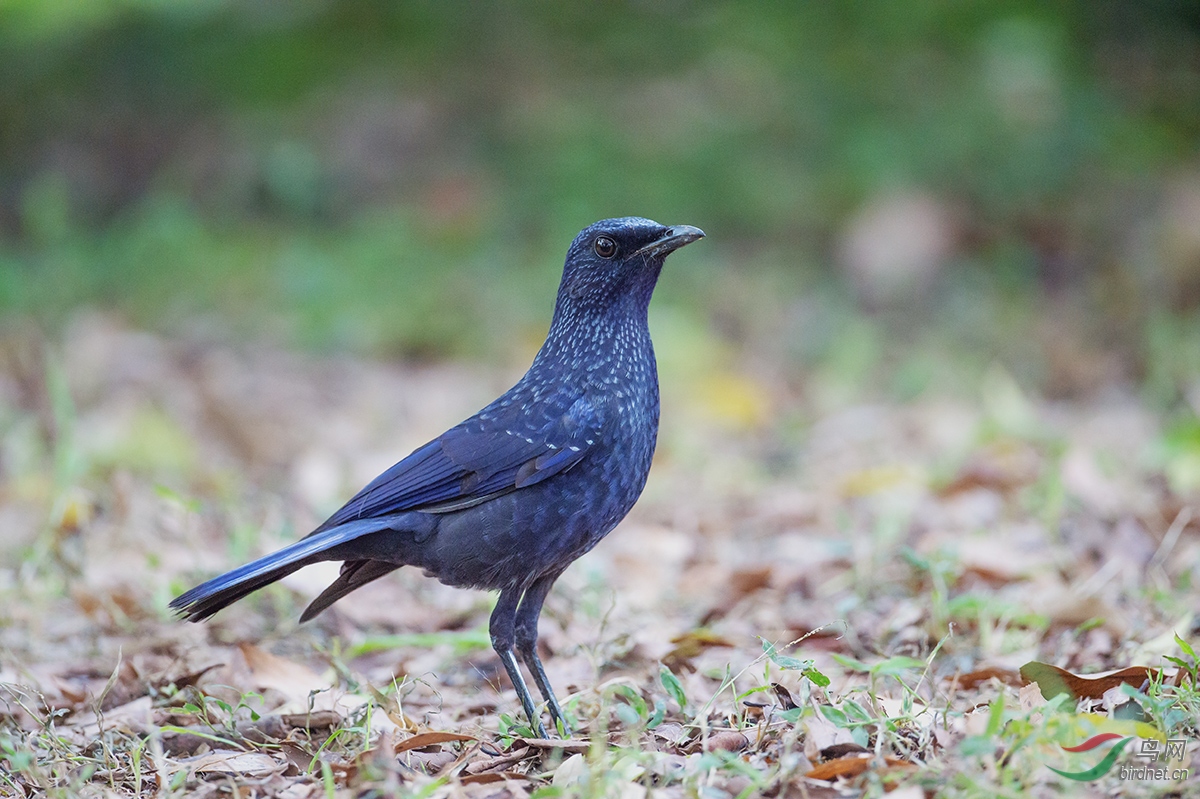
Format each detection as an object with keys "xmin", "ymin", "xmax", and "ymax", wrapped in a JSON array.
[{"xmin": 421, "ymin": 444, "xmax": 652, "ymax": 592}]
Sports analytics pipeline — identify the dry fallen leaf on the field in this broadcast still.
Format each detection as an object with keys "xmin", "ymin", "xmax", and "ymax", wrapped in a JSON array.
[
  {"xmin": 937, "ymin": 441, "xmax": 1039, "ymax": 497},
  {"xmin": 948, "ymin": 667, "xmax": 1024, "ymax": 690},
  {"xmin": 820, "ymin": 742, "xmax": 870, "ymax": 760},
  {"xmin": 662, "ymin": 628, "xmax": 736, "ymax": 671},
  {"xmin": 805, "ymin": 754, "xmax": 914, "ymax": 782},
  {"xmin": 459, "ymin": 771, "xmax": 530, "ymax": 785},
  {"xmin": 1019, "ymin": 662, "xmax": 1171, "ymax": 700},
  {"xmin": 771, "ymin": 682, "xmax": 798, "ymax": 710},
  {"xmin": 704, "ymin": 730, "xmax": 749, "ymax": 753},
  {"xmin": 394, "ymin": 731, "xmax": 478, "ymax": 753}
]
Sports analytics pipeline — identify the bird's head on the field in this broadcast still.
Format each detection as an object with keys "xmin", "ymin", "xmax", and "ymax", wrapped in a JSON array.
[{"xmin": 555, "ymin": 217, "xmax": 704, "ymax": 316}]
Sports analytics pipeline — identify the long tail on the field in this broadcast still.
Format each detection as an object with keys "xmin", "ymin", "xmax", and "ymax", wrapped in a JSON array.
[{"xmin": 170, "ymin": 518, "xmax": 399, "ymax": 622}]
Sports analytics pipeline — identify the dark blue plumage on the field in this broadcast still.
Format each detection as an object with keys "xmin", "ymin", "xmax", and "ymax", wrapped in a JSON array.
[{"xmin": 170, "ymin": 217, "xmax": 704, "ymax": 736}]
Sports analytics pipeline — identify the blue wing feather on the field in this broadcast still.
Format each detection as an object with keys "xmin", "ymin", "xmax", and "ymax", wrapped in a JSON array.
[{"xmin": 313, "ymin": 393, "xmax": 603, "ymax": 531}]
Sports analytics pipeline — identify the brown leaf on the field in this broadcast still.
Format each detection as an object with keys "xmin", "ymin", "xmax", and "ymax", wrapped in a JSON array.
[
  {"xmin": 279, "ymin": 741, "xmax": 316, "ymax": 774},
  {"xmin": 662, "ymin": 628, "xmax": 736, "ymax": 672},
  {"xmin": 947, "ymin": 667, "xmax": 1024, "ymax": 690},
  {"xmin": 394, "ymin": 731, "xmax": 477, "ymax": 753},
  {"xmin": 958, "ymin": 565, "xmax": 1023, "ymax": 588},
  {"xmin": 771, "ymin": 682, "xmax": 798, "ymax": 710},
  {"xmin": 805, "ymin": 755, "xmax": 914, "ymax": 782},
  {"xmin": 279, "ymin": 709, "xmax": 341, "ymax": 730},
  {"xmin": 937, "ymin": 445, "xmax": 1038, "ymax": 498},
  {"xmin": 820, "ymin": 742, "xmax": 870, "ymax": 760},
  {"xmin": 807, "ymin": 754, "xmax": 870, "ymax": 781},
  {"xmin": 460, "ymin": 771, "xmax": 529, "ymax": 785},
  {"xmin": 1019, "ymin": 662, "xmax": 1165, "ymax": 700},
  {"xmin": 170, "ymin": 663, "xmax": 223, "ymax": 690},
  {"xmin": 50, "ymin": 677, "xmax": 88, "ymax": 706},
  {"xmin": 729, "ymin": 567, "xmax": 773, "ymax": 597},
  {"xmin": 704, "ymin": 731, "xmax": 749, "ymax": 753}
]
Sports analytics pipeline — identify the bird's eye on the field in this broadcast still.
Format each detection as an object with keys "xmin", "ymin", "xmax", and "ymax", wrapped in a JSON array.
[{"xmin": 594, "ymin": 236, "xmax": 617, "ymax": 259}]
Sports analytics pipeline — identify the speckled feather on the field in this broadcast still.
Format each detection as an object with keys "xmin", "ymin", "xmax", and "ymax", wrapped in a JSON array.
[{"xmin": 170, "ymin": 217, "xmax": 701, "ymax": 623}]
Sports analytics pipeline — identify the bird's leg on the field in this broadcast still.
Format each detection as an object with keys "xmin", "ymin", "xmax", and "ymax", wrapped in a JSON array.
[
  {"xmin": 490, "ymin": 588, "xmax": 547, "ymax": 738},
  {"xmin": 514, "ymin": 572, "xmax": 571, "ymax": 737}
]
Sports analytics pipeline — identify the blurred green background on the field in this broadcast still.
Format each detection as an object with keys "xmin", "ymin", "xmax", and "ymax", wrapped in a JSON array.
[{"xmin": 2, "ymin": 0, "xmax": 1200, "ymax": 405}]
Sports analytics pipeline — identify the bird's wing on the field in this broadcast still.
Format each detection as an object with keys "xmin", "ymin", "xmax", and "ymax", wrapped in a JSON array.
[{"xmin": 312, "ymin": 393, "xmax": 603, "ymax": 531}]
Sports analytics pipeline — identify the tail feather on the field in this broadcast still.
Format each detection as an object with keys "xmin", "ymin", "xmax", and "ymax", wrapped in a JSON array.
[
  {"xmin": 171, "ymin": 561, "xmax": 303, "ymax": 621},
  {"xmin": 170, "ymin": 517, "xmax": 401, "ymax": 621}
]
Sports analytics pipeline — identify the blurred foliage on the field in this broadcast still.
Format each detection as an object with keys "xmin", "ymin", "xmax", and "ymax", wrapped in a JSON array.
[{"xmin": 1, "ymin": 0, "xmax": 1200, "ymax": 403}]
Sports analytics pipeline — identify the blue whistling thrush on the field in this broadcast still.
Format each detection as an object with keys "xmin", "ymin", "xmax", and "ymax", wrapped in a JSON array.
[{"xmin": 171, "ymin": 217, "xmax": 705, "ymax": 737}]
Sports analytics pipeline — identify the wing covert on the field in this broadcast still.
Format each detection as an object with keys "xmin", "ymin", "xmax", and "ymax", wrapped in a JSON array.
[{"xmin": 312, "ymin": 394, "xmax": 603, "ymax": 531}]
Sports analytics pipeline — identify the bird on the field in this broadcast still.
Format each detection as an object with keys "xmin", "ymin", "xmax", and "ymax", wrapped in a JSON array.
[{"xmin": 170, "ymin": 217, "xmax": 705, "ymax": 738}]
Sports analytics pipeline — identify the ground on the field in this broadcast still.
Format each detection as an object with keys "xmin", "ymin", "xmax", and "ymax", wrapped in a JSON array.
[{"xmin": 0, "ymin": 314, "xmax": 1197, "ymax": 798}]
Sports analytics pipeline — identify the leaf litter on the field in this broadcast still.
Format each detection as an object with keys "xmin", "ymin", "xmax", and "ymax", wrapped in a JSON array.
[{"xmin": 0, "ymin": 313, "xmax": 1197, "ymax": 797}]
